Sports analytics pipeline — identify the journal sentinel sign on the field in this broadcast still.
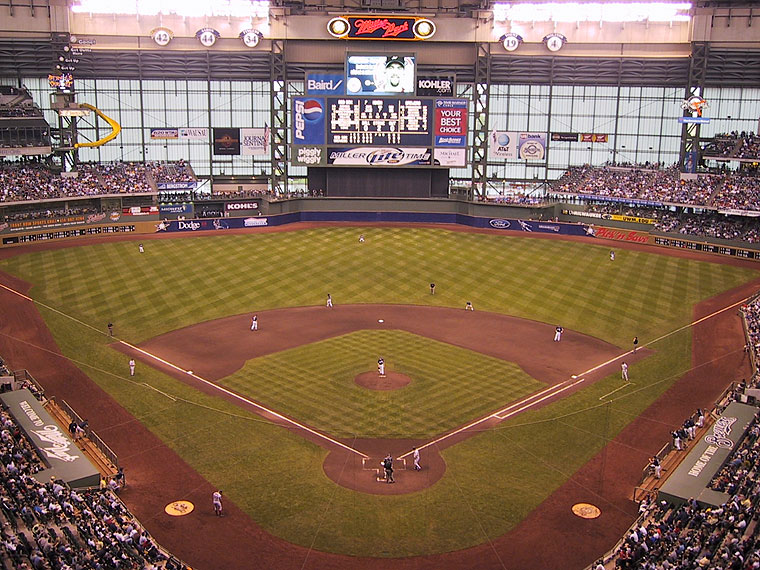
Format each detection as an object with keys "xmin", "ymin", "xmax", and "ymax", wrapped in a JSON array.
[{"xmin": 306, "ymin": 74, "xmax": 345, "ymax": 95}]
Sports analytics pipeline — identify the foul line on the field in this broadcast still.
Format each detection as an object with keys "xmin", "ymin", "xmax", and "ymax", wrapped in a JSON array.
[
  {"xmin": 599, "ymin": 382, "xmax": 635, "ymax": 401},
  {"xmin": 122, "ymin": 341, "xmax": 369, "ymax": 459},
  {"xmin": 399, "ymin": 295, "xmax": 752, "ymax": 460},
  {"xmin": 399, "ymin": 378, "xmax": 585, "ymax": 459}
]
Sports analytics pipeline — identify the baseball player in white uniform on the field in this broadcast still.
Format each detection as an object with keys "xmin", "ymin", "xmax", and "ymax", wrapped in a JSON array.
[
  {"xmin": 212, "ymin": 490, "xmax": 223, "ymax": 516},
  {"xmin": 610, "ymin": 250, "xmax": 615, "ymax": 261},
  {"xmin": 465, "ymin": 301, "xmax": 474, "ymax": 311},
  {"xmin": 139, "ymin": 243, "xmax": 144, "ymax": 253},
  {"xmin": 621, "ymin": 361, "xmax": 629, "ymax": 382},
  {"xmin": 129, "ymin": 359, "xmax": 135, "ymax": 376},
  {"xmin": 378, "ymin": 357, "xmax": 385, "ymax": 376},
  {"xmin": 413, "ymin": 447, "xmax": 421, "ymax": 471},
  {"xmin": 326, "ymin": 293, "xmax": 333, "ymax": 308},
  {"xmin": 554, "ymin": 326, "xmax": 563, "ymax": 342},
  {"xmin": 251, "ymin": 315, "xmax": 258, "ymax": 331}
]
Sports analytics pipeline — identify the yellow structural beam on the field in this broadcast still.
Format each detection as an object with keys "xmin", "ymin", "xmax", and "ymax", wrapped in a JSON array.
[{"xmin": 73, "ymin": 103, "xmax": 121, "ymax": 148}]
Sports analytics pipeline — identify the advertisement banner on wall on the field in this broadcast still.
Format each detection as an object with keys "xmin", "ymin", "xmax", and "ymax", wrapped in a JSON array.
[
  {"xmin": 151, "ymin": 128, "xmax": 178, "ymax": 139},
  {"xmin": 327, "ymin": 147, "xmax": 431, "ymax": 166},
  {"xmin": 517, "ymin": 133, "xmax": 546, "ymax": 160},
  {"xmin": 159, "ymin": 204, "xmax": 194, "ymax": 216},
  {"xmin": 489, "ymin": 131, "xmax": 518, "ymax": 159},
  {"xmin": 306, "ymin": 73, "xmax": 345, "ymax": 95},
  {"xmin": 292, "ymin": 98, "xmax": 326, "ymax": 145},
  {"xmin": 241, "ymin": 128, "xmax": 269, "ymax": 156},
  {"xmin": 551, "ymin": 132, "xmax": 580, "ymax": 142},
  {"xmin": 434, "ymin": 99, "xmax": 467, "ymax": 147},
  {"xmin": 292, "ymin": 146, "xmax": 325, "ymax": 166},
  {"xmin": 179, "ymin": 128, "xmax": 209, "ymax": 140},
  {"xmin": 160, "ymin": 217, "xmax": 269, "ymax": 232},
  {"xmin": 213, "ymin": 128, "xmax": 241, "ymax": 155},
  {"xmin": 580, "ymin": 133, "xmax": 608, "ymax": 143},
  {"xmin": 434, "ymin": 148, "xmax": 466, "ymax": 167},
  {"xmin": 156, "ymin": 182, "xmax": 197, "ymax": 190},
  {"xmin": 417, "ymin": 76, "xmax": 455, "ymax": 97}
]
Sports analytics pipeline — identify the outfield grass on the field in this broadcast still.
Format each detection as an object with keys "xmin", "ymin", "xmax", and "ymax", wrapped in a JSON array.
[{"xmin": 1, "ymin": 226, "xmax": 758, "ymax": 557}]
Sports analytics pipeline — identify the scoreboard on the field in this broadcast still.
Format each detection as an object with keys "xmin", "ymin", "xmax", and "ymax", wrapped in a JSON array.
[
  {"xmin": 292, "ymin": 95, "xmax": 468, "ymax": 167},
  {"xmin": 328, "ymin": 98, "xmax": 432, "ymax": 146}
]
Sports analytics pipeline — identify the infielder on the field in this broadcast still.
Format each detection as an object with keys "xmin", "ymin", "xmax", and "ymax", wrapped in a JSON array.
[
  {"xmin": 621, "ymin": 361, "xmax": 629, "ymax": 382},
  {"xmin": 212, "ymin": 490, "xmax": 223, "ymax": 516},
  {"xmin": 378, "ymin": 357, "xmax": 385, "ymax": 376},
  {"xmin": 129, "ymin": 359, "xmax": 135, "ymax": 376},
  {"xmin": 326, "ymin": 293, "xmax": 333, "ymax": 308},
  {"xmin": 465, "ymin": 301, "xmax": 474, "ymax": 311},
  {"xmin": 251, "ymin": 315, "xmax": 258, "ymax": 331},
  {"xmin": 554, "ymin": 326, "xmax": 563, "ymax": 342}
]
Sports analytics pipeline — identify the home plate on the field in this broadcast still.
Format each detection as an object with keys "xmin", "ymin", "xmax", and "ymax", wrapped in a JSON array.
[{"xmin": 378, "ymin": 319, "xmax": 384, "ymax": 323}]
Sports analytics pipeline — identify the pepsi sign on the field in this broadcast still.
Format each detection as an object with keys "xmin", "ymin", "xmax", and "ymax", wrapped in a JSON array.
[{"xmin": 292, "ymin": 97, "xmax": 325, "ymax": 145}]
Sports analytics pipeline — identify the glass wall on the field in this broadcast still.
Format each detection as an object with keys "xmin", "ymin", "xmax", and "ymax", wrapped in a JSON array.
[
  {"xmin": 5, "ymin": 76, "xmax": 760, "ymax": 184},
  {"xmin": 16, "ymin": 77, "xmax": 271, "ymax": 178}
]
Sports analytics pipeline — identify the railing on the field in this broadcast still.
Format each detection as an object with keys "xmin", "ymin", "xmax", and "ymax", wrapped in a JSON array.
[
  {"xmin": 58, "ymin": 398, "xmax": 119, "ymax": 469},
  {"xmin": 11, "ymin": 369, "xmax": 44, "ymax": 399}
]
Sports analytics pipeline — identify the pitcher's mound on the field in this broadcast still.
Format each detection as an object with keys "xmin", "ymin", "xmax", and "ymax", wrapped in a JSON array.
[{"xmin": 355, "ymin": 371, "xmax": 411, "ymax": 390}]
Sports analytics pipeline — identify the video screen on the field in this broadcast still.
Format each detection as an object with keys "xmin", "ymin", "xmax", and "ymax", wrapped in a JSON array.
[
  {"xmin": 346, "ymin": 54, "xmax": 416, "ymax": 96},
  {"xmin": 48, "ymin": 73, "xmax": 74, "ymax": 92}
]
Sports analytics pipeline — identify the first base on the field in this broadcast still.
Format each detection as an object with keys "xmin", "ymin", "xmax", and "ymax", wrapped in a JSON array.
[{"xmin": 378, "ymin": 319, "xmax": 384, "ymax": 323}]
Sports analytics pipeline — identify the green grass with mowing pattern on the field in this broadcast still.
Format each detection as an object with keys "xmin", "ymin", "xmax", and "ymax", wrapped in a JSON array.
[
  {"xmin": 221, "ymin": 329, "xmax": 544, "ymax": 438},
  {"xmin": 1, "ymin": 226, "xmax": 758, "ymax": 557}
]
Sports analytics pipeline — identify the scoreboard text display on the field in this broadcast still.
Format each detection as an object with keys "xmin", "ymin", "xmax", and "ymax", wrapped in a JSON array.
[
  {"xmin": 292, "ymin": 96, "xmax": 467, "ymax": 167},
  {"xmin": 328, "ymin": 98, "xmax": 432, "ymax": 145}
]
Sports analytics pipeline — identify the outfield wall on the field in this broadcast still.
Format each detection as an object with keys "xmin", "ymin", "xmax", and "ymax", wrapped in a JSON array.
[{"xmin": 2, "ymin": 198, "xmax": 760, "ymax": 261}]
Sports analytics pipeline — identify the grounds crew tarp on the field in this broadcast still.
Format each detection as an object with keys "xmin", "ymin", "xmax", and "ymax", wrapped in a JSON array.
[
  {"xmin": 0, "ymin": 389, "xmax": 100, "ymax": 489},
  {"xmin": 658, "ymin": 401, "xmax": 758, "ymax": 508}
]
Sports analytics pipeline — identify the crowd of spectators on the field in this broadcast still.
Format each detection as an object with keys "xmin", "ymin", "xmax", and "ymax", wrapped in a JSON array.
[
  {"xmin": 552, "ymin": 165, "xmax": 718, "ymax": 208},
  {"xmin": 744, "ymin": 297, "xmax": 760, "ymax": 369},
  {"xmin": 714, "ymin": 174, "xmax": 760, "ymax": 212},
  {"xmin": 149, "ymin": 160, "xmax": 194, "ymax": 184},
  {"xmin": 612, "ymin": 409, "xmax": 760, "ymax": 570},
  {"xmin": 0, "ymin": 160, "xmax": 195, "ymax": 203},
  {"xmin": 703, "ymin": 132, "xmax": 760, "ymax": 161},
  {"xmin": 576, "ymin": 203, "xmax": 760, "ymax": 243},
  {"xmin": 0, "ymin": 354, "xmax": 186, "ymax": 570}
]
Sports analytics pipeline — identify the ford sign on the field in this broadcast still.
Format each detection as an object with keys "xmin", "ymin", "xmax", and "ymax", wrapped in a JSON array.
[{"xmin": 489, "ymin": 219, "xmax": 511, "ymax": 229}]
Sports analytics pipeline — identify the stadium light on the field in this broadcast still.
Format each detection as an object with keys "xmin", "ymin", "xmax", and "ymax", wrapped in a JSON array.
[
  {"xmin": 492, "ymin": 2, "xmax": 692, "ymax": 23},
  {"xmin": 70, "ymin": 0, "xmax": 270, "ymax": 19}
]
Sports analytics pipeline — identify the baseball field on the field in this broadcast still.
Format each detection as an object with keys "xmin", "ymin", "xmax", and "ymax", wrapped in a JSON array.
[{"xmin": 0, "ymin": 223, "xmax": 758, "ymax": 569}]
